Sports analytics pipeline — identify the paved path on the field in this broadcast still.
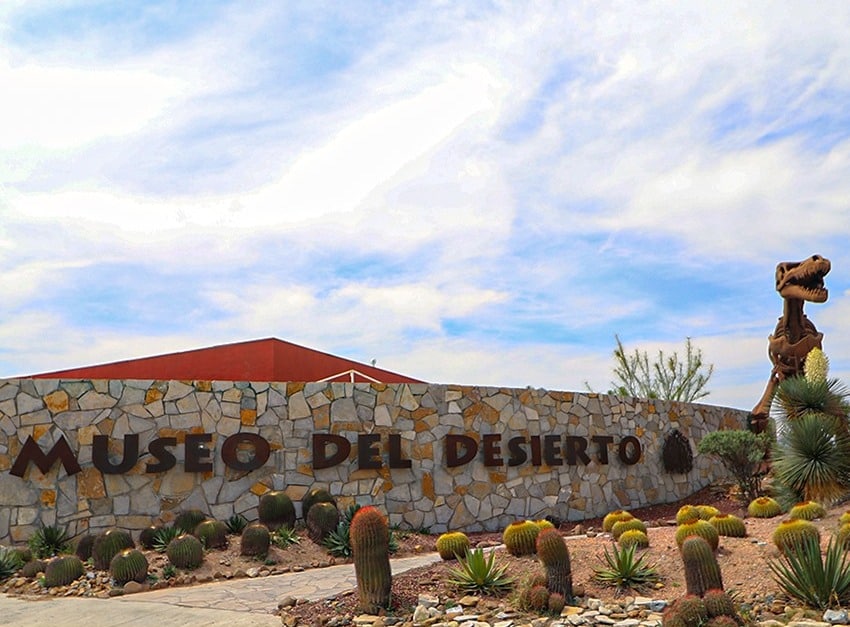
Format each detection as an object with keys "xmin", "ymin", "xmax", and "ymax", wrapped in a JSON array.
[{"xmin": 0, "ymin": 553, "xmax": 443, "ymax": 627}]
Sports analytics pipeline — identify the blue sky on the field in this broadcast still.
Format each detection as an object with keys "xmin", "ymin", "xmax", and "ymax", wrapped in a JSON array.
[{"xmin": 2, "ymin": 1, "xmax": 850, "ymax": 412}]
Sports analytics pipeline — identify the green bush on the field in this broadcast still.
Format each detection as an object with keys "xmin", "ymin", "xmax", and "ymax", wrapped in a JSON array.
[
  {"xmin": 27, "ymin": 524, "xmax": 72, "ymax": 559},
  {"xmin": 697, "ymin": 430, "xmax": 771, "ymax": 504}
]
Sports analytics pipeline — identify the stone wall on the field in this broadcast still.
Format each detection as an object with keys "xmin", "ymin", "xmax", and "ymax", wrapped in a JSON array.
[{"xmin": 0, "ymin": 378, "xmax": 747, "ymax": 543}]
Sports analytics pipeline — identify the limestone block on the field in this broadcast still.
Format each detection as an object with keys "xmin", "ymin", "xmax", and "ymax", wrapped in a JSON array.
[
  {"xmin": 0, "ymin": 477, "xmax": 38, "ymax": 506},
  {"xmin": 331, "ymin": 398, "xmax": 357, "ymax": 422},
  {"xmin": 398, "ymin": 385, "xmax": 418, "ymax": 411},
  {"xmin": 78, "ymin": 391, "xmax": 117, "ymax": 410},
  {"xmin": 21, "ymin": 409, "xmax": 51, "ymax": 426}
]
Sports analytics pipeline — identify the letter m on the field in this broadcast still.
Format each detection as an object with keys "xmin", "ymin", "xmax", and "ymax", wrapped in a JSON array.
[{"xmin": 9, "ymin": 436, "xmax": 82, "ymax": 477}]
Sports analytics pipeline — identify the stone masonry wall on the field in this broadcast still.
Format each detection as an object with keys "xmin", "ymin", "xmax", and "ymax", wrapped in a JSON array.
[{"xmin": 0, "ymin": 379, "xmax": 747, "ymax": 543}]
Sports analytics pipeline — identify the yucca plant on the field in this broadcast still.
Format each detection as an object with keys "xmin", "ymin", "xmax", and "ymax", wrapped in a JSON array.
[
  {"xmin": 152, "ymin": 526, "xmax": 182, "ymax": 553},
  {"xmin": 768, "ymin": 535, "xmax": 850, "ymax": 609},
  {"xmin": 593, "ymin": 542, "xmax": 660, "ymax": 592},
  {"xmin": 772, "ymin": 413, "xmax": 850, "ymax": 504},
  {"xmin": 28, "ymin": 524, "xmax": 72, "ymax": 558},
  {"xmin": 774, "ymin": 375, "xmax": 850, "ymax": 422},
  {"xmin": 447, "ymin": 548, "xmax": 514, "ymax": 595}
]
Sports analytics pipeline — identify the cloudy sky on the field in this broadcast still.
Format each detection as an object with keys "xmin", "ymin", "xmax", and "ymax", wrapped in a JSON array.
[{"xmin": 2, "ymin": 1, "xmax": 849, "ymax": 412}]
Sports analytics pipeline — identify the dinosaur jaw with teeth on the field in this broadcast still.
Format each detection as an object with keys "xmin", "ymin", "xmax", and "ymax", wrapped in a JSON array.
[{"xmin": 776, "ymin": 255, "xmax": 830, "ymax": 303}]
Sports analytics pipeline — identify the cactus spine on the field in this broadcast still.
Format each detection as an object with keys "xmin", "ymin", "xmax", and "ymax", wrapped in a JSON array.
[
  {"xmin": 708, "ymin": 514, "xmax": 747, "ymax": 538},
  {"xmin": 350, "ymin": 505, "xmax": 392, "ymax": 613},
  {"xmin": 258, "ymin": 491, "xmax": 296, "ymax": 531},
  {"xmin": 240, "ymin": 523, "xmax": 271, "ymax": 557},
  {"xmin": 166, "ymin": 534, "xmax": 204, "ymax": 570},
  {"xmin": 681, "ymin": 536, "xmax": 723, "ymax": 596},
  {"xmin": 194, "ymin": 519, "xmax": 228, "ymax": 549},
  {"xmin": 110, "ymin": 548, "xmax": 149, "ymax": 585},
  {"xmin": 747, "ymin": 496, "xmax": 782, "ymax": 518},
  {"xmin": 92, "ymin": 529, "xmax": 135, "ymax": 570},
  {"xmin": 502, "ymin": 520, "xmax": 539, "ymax": 556},
  {"xmin": 789, "ymin": 501, "xmax": 827, "ymax": 521},
  {"xmin": 306, "ymin": 502, "xmax": 340, "ymax": 544},
  {"xmin": 436, "ymin": 531, "xmax": 471, "ymax": 560},
  {"xmin": 602, "ymin": 510, "xmax": 633, "ymax": 532},
  {"xmin": 302, "ymin": 488, "xmax": 336, "ymax": 521},
  {"xmin": 675, "ymin": 520, "xmax": 719, "ymax": 551},
  {"xmin": 44, "ymin": 555, "xmax": 84, "ymax": 588},
  {"xmin": 536, "ymin": 528, "xmax": 573, "ymax": 599}
]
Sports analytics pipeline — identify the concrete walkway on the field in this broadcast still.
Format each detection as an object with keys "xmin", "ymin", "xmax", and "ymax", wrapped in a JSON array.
[{"xmin": 0, "ymin": 553, "xmax": 443, "ymax": 627}]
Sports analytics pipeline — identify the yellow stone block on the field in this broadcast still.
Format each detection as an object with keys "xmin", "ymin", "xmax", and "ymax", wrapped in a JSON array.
[
  {"xmin": 78, "ymin": 425, "xmax": 99, "ymax": 446},
  {"xmin": 286, "ymin": 382, "xmax": 305, "ymax": 395},
  {"xmin": 145, "ymin": 387, "xmax": 164, "ymax": 404},
  {"xmin": 314, "ymin": 405, "xmax": 330, "ymax": 430},
  {"xmin": 0, "ymin": 454, "xmax": 9, "ymax": 471},
  {"xmin": 195, "ymin": 380, "xmax": 212, "ymax": 392},
  {"xmin": 44, "ymin": 390, "xmax": 69, "ymax": 414},
  {"xmin": 422, "ymin": 472, "xmax": 435, "ymax": 500},
  {"xmin": 296, "ymin": 464, "xmax": 314, "ymax": 477},
  {"xmin": 32, "ymin": 424, "xmax": 49, "ymax": 442},
  {"xmin": 284, "ymin": 485, "xmax": 308, "ymax": 502},
  {"xmin": 382, "ymin": 480, "xmax": 393, "ymax": 493},
  {"xmin": 240, "ymin": 408, "xmax": 257, "ymax": 426},
  {"xmin": 77, "ymin": 468, "xmax": 106, "ymax": 499},
  {"xmin": 40, "ymin": 489, "xmax": 56, "ymax": 507},
  {"xmin": 250, "ymin": 482, "xmax": 270, "ymax": 496},
  {"xmin": 636, "ymin": 426, "xmax": 645, "ymax": 437}
]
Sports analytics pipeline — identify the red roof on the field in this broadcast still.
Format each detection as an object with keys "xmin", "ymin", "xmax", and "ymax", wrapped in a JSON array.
[{"xmin": 28, "ymin": 338, "xmax": 424, "ymax": 384}]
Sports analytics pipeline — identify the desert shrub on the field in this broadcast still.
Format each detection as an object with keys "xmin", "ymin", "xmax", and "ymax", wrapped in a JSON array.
[
  {"xmin": 0, "ymin": 547, "xmax": 22, "ymax": 580},
  {"xmin": 697, "ymin": 430, "xmax": 771, "ymax": 504}
]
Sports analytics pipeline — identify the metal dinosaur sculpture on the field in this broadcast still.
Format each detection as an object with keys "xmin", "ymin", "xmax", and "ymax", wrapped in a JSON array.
[{"xmin": 751, "ymin": 254, "xmax": 831, "ymax": 430}]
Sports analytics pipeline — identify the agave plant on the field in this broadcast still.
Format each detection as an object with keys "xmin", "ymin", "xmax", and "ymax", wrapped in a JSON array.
[
  {"xmin": 447, "ymin": 548, "xmax": 514, "ymax": 595},
  {"xmin": 152, "ymin": 526, "xmax": 182, "ymax": 553},
  {"xmin": 272, "ymin": 526, "xmax": 300, "ymax": 549},
  {"xmin": 593, "ymin": 542, "xmax": 660, "ymax": 592},
  {"xmin": 768, "ymin": 535, "xmax": 850, "ymax": 609},
  {"xmin": 27, "ymin": 524, "xmax": 72, "ymax": 559},
  {"xmin": 0, "ymin": 547, "xmax": 23, "ymax": 580},
  {"xmin": 773, "ymin": 375, "xmax": 850, "ymax": 422},
  {"xmin": 225, "ymin": 514, "xmax": 248, "ymax": 535}
]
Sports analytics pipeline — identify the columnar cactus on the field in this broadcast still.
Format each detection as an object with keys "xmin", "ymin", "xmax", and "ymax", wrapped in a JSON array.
[
  {"xmin": 789, "ymin": 501, "xmax": 827, "ymax": 521},
  {"xmin": 194, "ymin": 519, "xmax": 228, "ymax": 549},
  {"xmin": 240, "ymin": 523, "xmax": 271, "ymax": 557},
  {"xmin": 110, "ymin": 548, "xmax": 149, "ymax": 585},
  {"xmin": 174, "ymin": 509, "xmax": 208, "ymax": 533},
  {"xmin": 681, "ymin": 536, "xmax": 723, "ymax": 596},
  {"xmin": 44, "ymin": 555, "xmax": 84, "ymax": 588},
  {"xmin": 772, "ymin": 519, "xmax": 820, "ymax": 554},
  {"xmin": 306, "ymin": 502, "xmax": 340, "ymax": 544},
  {"xmin": 747, "ymin": 497, "xmax": 782, "ymax": 518},
  {"xmin": 258, "ymin": 491, "xmax": 296, "ymax": 531},
  {"xmin": 349, "ymin": 506, "xmax": 392, "ymax": 613},
  {"xmin": 436, "ymin": 531, "xmax": 470, "ymax": 560},
  {"xmin": 675, "ymin": 520, "xmax": 719, "ymax": 551},
  {"xmin": 668, "ymin": 595, "xmax": 709, "ymax": 627},
  {"xmin": 708, "ymin": 514, "xmax": 747, "ymax": 538},
  {"xmin": 92, "ymin": 529, "xmax": 135, "ymax": 570},
  {"xmin": 602, "ymin": 510, "xmax": 633, "ymax": 532},
  {"xmin": 302, "ymin": 488, "xmax": 336, "ymax": 521},
  {"xmin": 166, "ymin": 534, "xmax": 204, "ymax": 570},
  {"xmin": 536, "ymin": 528, "xmax": 572, "ymax": 599},
  {"xmin": 502, "ymin": 520, "xmax": 539, "ymax": 556},
  {"xmin": 611, "ymin": 518, "xmax": 647, "ymax": 540}
]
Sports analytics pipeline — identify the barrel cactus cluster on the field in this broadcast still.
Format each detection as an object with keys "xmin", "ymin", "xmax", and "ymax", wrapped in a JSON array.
[
  {"xmin": 602, "ymin": 509, "xmax": 634, "ymax": 532},
  {"xmin": 92, "ymin": 529, "xmax": 135, "ymax": 570},
  {"xmin": 708, "ymin": 513, "xmax": 747, "ymax": 538},
  {"xmin": 193, "ymin": 519, "xmax": 229, "ymax": 549},
  {"xmin": 788, "ymin": 500, "xmax": 827, "ymax": 521},
  {"xmin": 675, "ymin": 519, "xmax": 719, "ymax": 551},
  {"xmin": 44, "ymin": 554, "xmax": 85, "ymax": 588},
  {"xmin": 503, "ymin": 520, "xmax": 540, "ymax": 556},
  {"xmin": 747, "ymin": 496, "xmax": 782, "ymax": 518}
]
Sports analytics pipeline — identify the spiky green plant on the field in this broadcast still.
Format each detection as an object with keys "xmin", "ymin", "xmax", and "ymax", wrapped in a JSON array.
[
  {"xmin": 110, "ymin": 548, "xmax": 149, "ymax": 585},
  {"xmin": 138, "ymin": 526, "xmax": 161, "ymax": 550},
  {"xmin": 789, "ymin": 500, "xmax": 828, "ymax": 521},
  {"xmin": 323, "ymin": 521, "xmax": 353, "ymax": 558},
  {"xmin": 447, "ymin": 548, "xmax": 514, "ymax": 595},
  {"xmin": 709, "ymin": 514, "xmax": 747, "ymax": 538},
  {"xmin": 27, "ymin": 524, "xmax": 72, "ymax": 558},
  {"xmin": 302, "ymin": 488, "xmax": 336, "ymax": 521},
  {"xmin": 773, "ymin": 518, "xmax": 821, "ymax": 555},
  {"xmin": 272, "ymin": 526, "xmax": 300, "ymax": 549},
  {"xmin": 306, "ymin": 502, "xmax": 340, "ymax": 544},
  {"xmin": 225, "ymin": 514, "xmax": 248, "ymax": 535},
  {"xmin": 611, "ymin": 518, "xmax": 647, "ymax": 540},
  {"xmin": 258, "ymin": 491, "xmax": 296, "ymax": 531},
  {"xmin": 502, "ymin": 520, "xmax": 539, "ymax": 556},
  {"xmin": 593, "ymin": 542, "xmax": 660, "ymax": 592},
  {"xmin": 152, "ymin": 526, "xmax": 182, "ymax": 553},
  {"xmin": 166, "ymin": 534, "xmax": 204, "ymax": 570},
  {"xmin": 619, "ymin": 529, "xmax": 650, "ymax": 549},
  {"xmin": 748, "ymin": 497, "xmax": 782, "ymax": 518},
  {"xmin": 773, "ymin": 413, "xmax": 850, "ymax": 504},
  {"xmin": 602, "ymin": 510, "xmax": 634, "ymax": 532},
  {"xmin": 768, "ymin": 535, "xmax": 850, "ymax": 609},
  {"xmin": 774, "ymin": 375, "xmax": 850, "ymax": 421},
  {"xmin": 676, "ymin": 505, "xmax": 701, "ymax": 525},
  {"xmin": 675, "ymin": 519, "xmax": 720, "ymax": 551},
  {"xmin": 20, "ymin": 559, "xmax": 46, "ymax": 578},
  {"xmin": 0, "ymin": 547, "xmax": 23, "ymax": 580},
  {"xmin": 194, "ymin": 519, "xmax": 228, "ymax": 549},
  {"xmin": 436, "ymin": 532, "xmax": 471, "ymax": 560},
  {"xmin": 240, "ymin": 523, "xmax": 271, "ymax": 557}
]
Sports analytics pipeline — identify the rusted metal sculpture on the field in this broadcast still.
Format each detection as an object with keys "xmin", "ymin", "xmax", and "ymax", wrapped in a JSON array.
[{"xmin": 751, "ymin": 254, "xmax": 830, "ymax": 430}]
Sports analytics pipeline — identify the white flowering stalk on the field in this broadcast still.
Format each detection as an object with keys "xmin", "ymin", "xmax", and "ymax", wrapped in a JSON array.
[{"xmin": 804, "ymin": 347, "xmax": 829, "ymax": 384}]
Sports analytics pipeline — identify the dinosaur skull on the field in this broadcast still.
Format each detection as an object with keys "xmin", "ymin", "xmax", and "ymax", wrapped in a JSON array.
[{"xmin": 775, "ymin": 254, "xmax": 830, "ymax": 303}]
